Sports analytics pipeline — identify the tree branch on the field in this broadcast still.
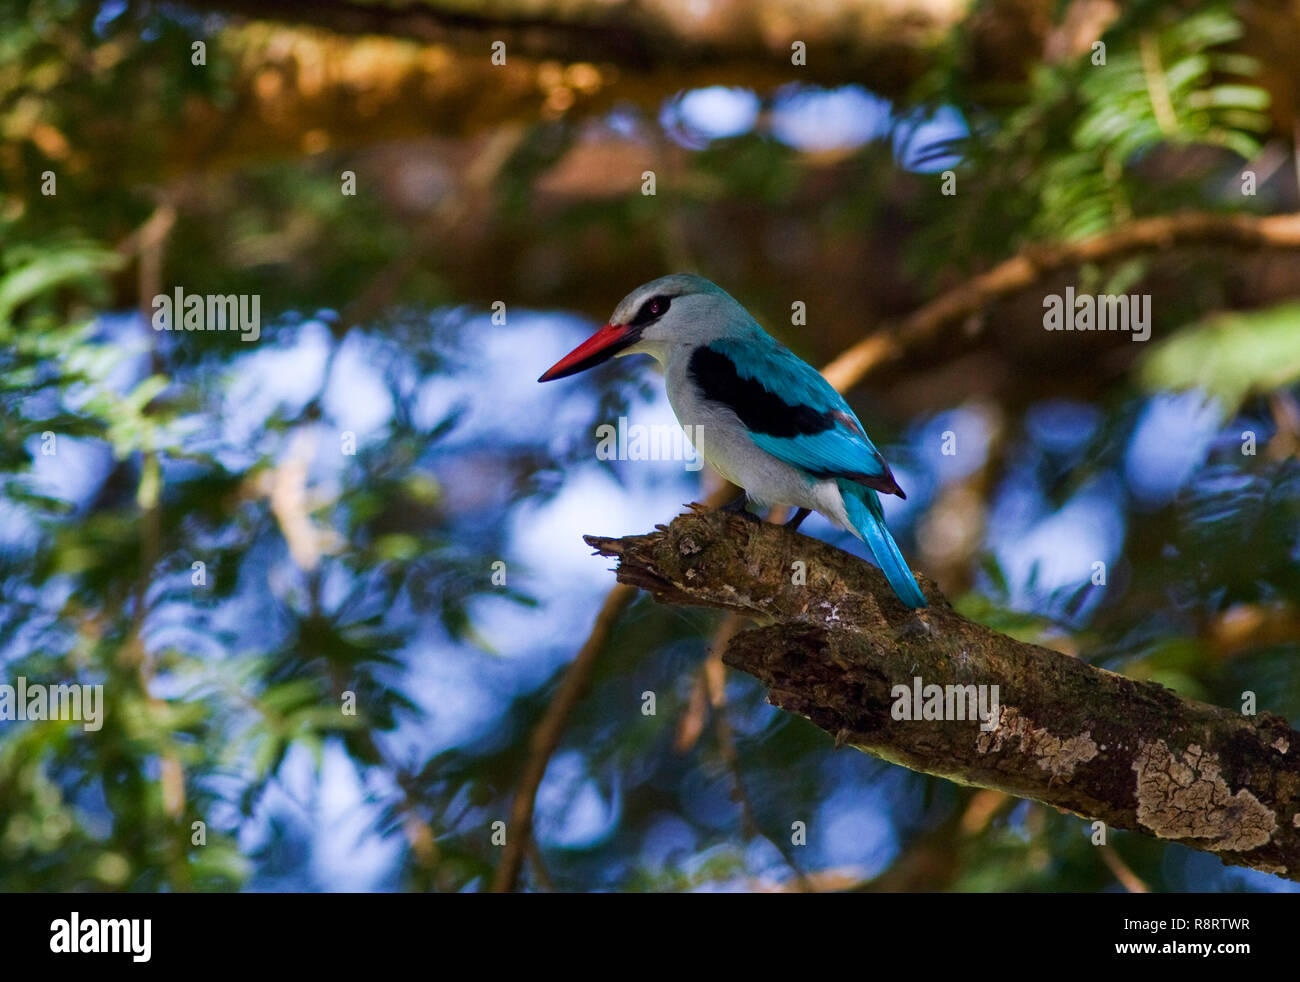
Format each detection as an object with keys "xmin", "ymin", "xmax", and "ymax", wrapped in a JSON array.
[
  {"xmin": 821, "ymin": 210, "xmax": 1300, "ymax": 389},
  {"xmin": 180, "ymin": 0, "xmax": 960, "ymax": 97},
  {"xmin": 586, "ymin": 507, "xmax": 1300, "ymax": 881},
  {"xmin": 490, "ymin": 582, "xmax": 638, "ymax": 893}
]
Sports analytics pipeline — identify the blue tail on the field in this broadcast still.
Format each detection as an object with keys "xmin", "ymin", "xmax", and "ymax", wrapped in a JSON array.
[{"xmin": 838, "ymin": 480, "xmax": 927, "ymax": 608}]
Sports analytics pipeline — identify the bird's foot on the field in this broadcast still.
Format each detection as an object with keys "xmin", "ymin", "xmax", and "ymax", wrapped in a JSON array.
[
  {"xmin": 720, "ymin": 493, "xmax": 748, "ymax": 513},
  {"xmin": 719, "ymin": 493, "xmax": 761, "ymax": 522},
  {"xmin": 784, "ymin": 507, "xmax": 811, "ymax": 531}
]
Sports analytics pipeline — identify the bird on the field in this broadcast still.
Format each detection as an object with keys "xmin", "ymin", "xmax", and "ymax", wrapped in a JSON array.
[{"xmin": 538, "ymin": 273, "xmax": 927, "ymax": 608}]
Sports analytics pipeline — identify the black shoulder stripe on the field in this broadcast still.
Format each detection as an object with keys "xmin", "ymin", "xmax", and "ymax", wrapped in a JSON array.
[{"xmin": 688, "ymin": 346, "xmax": 835, "ymax": 438}]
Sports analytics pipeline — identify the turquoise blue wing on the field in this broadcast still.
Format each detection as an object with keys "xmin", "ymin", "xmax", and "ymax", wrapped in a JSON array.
[{"xmin": 704, "ymin": 335, "xmax": 903, "ymax": 495}]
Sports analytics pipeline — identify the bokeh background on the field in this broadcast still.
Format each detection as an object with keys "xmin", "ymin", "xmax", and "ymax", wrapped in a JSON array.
[{"xmin": 3, "ymin": 0, "xmax": 1300, "ymax": 892}]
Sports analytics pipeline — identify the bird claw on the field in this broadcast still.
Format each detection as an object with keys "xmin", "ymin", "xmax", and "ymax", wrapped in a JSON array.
[
  {"xmin": 719, "ymin": 494, "xmax": 761, "ymax": 522},
  {"xmin": 784, "ymin": 508, "xmax": 811, "ymax": 531},
  {"xmin": 720, "ymin": 493, "xmax": 748, "ymax": 513}
]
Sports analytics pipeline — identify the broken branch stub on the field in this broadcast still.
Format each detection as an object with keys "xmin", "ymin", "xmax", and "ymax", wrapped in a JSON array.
[{"xmin": 584, "ymin": 506, "xmax": 1300, "ymax": 881}]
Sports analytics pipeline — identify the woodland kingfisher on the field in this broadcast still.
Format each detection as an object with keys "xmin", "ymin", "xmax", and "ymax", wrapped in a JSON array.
[{"xmin": 539, "ymin": 273, "xmax": 927, "ymax": 608}]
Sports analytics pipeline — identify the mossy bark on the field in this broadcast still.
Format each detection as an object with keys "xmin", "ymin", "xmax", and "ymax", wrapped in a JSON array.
[{"xmin": 586, "ymin": 506, "xmax": 1300, "ymax": 881}]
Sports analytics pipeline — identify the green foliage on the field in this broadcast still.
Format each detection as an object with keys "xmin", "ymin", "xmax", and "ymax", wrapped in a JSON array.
[
  {"xmin": 1140, "ymin": 302, "xmax": 1300, "ymax": 413},
  {"xmin": 911, "ymin": 2, "xmax": 1271, "ymax": 280}
]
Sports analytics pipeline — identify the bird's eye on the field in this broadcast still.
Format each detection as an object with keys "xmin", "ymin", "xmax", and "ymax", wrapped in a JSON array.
[{"xmin": 630, "ymin": 295, "xmax": 672, "ymax": 326}]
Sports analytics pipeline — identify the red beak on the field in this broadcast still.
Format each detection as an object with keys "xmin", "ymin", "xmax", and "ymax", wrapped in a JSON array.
[{"xmin": 538, "ymin": 323, "xmax": 638, "ymax": 382}]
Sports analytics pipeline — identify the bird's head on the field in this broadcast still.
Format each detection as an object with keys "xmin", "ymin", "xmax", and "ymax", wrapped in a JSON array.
[{"xmin": 538, "ymin": 273, "xmax": 745, "ymax": 382}]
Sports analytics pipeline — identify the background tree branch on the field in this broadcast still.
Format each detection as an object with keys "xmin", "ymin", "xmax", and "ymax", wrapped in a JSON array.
[
  {"xmin": 180, "ymin": 0, "xmax": 963, "ymax": 96},
  {"xmin": 821, "ymin": 210, "xmax": 1300, "ymax": 390},
  {"xmin": 586, "ymin": 507, "xmax": 1300, "ymax": 881}
]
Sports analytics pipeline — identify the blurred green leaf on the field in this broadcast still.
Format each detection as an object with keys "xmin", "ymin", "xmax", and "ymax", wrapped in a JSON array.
[{"xmin": 1140, "ymin": 302, "xmax": 1300, "ymax": 411}]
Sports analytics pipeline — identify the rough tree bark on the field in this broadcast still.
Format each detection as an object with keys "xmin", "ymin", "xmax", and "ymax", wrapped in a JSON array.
[{"xmin": 586, "ymin": 506, "xmax": 1300, "ymax": 881}]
